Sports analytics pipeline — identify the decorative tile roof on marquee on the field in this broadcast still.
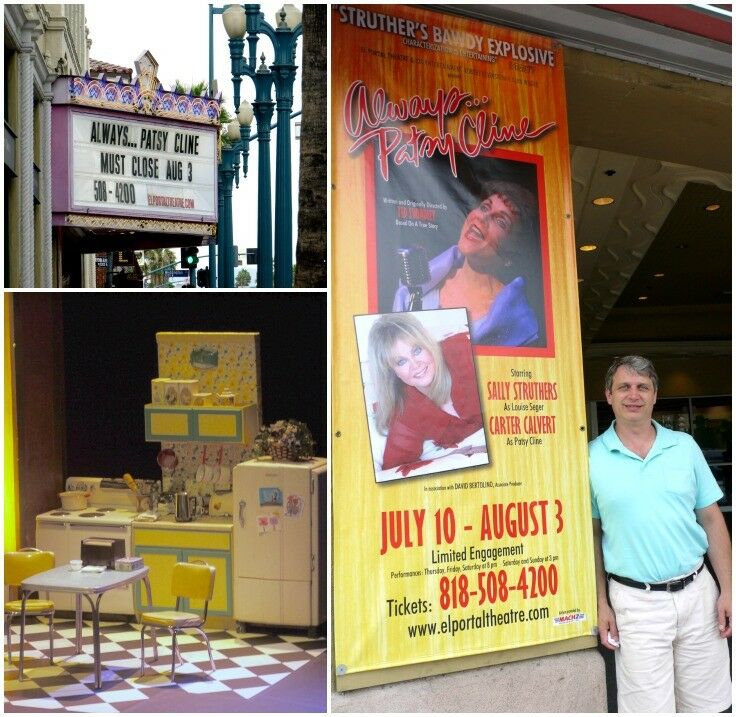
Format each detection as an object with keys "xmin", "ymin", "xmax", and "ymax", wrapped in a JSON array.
[
  {"xmin": 89, "ymin": 58, "xmax": 134, "ymax": 81},
  {"xmin": 70, "ymin": 50, "xmax": 221, "ymax": 126}
]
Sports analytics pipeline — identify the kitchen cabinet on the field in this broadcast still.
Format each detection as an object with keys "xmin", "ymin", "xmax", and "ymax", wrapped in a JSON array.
[
  {"xmin": 132, "ymin": 527, "xmax": 232, "ymax": 616},
  {"xmin": 144, "ymin": 404, "xmax": 259, "ymax": 444},
  {"xmin": 232, "ymin": 458, "xmax": 327, "ymax": 632}
]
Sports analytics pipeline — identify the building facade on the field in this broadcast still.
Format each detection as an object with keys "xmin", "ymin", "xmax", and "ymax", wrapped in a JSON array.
[{"xmin": 5, "ymin": 4, "xmax": 90, "ymax": 287}]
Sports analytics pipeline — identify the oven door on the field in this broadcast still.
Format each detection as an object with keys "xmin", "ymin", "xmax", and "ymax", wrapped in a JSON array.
[
  {"xmin": 35, "ymin": 520, "xmax": 133, "ymax": 616},
  {"xmin": 68, "ymin": 524, "xmax": 133, "ymax": 615},
  {"xmin": 36, "ymin": 520, "xmax": 74, "ymax": 611}
]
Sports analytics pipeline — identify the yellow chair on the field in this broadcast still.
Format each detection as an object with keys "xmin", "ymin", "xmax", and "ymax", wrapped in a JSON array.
[
  {"xmin": 139, "ymin": 560, "xmax": 216, "ymax": 680},
  {"xmin": 4, "ymin": 548, "xmax": 55, "ymax": 665}
]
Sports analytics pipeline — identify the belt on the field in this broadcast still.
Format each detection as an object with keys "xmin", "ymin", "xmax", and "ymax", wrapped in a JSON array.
[{"xmin": 608, "ymin": 563, "xmax": 704, "ymax": 592}]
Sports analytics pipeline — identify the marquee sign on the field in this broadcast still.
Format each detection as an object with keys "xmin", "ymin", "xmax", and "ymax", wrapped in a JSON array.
[
  {"xmin": 51, "ymin": 55, "xmax": 220, "ymax": 229},
  {"xmin": 68, "ymin": 112, "xmax": 217, "ymax": 221}
]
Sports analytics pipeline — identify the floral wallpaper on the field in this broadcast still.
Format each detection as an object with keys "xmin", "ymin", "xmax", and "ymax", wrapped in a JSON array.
[{"xmin": 154, "ymin": 332, "xmax": 262, "ymax": 500}]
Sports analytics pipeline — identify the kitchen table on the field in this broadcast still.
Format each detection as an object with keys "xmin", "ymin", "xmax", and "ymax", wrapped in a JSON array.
[{"xmin": 18, "ymin": 565, "xmax": 154, "ymax": 689}]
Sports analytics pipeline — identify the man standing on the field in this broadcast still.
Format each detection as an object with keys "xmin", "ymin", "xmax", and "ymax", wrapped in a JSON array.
[{"xmin": 589, "ymin": 355, "xmax": 731, "ymax": 713}]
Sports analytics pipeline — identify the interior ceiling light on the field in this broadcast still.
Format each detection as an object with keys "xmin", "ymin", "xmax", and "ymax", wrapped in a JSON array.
[
  {"xmin": 579, "ymin": 244, "xmax": 597, "ymax": 252},
  {"xmin": 653, "ymin": 273, "xmax": 665, "ymax": 278},
  {"xmin": 638, "ymin": 296, "xmax": 648, "ymax": 301},
  {"xmin": 592, "ymin": 196, "xmax": 615, "ymax": 206},
  {"xmin": 704, "ymin": 203, "xmax": 720, "ymax": 211}
]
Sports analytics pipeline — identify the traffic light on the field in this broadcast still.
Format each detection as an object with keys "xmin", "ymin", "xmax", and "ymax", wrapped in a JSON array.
[
  {"xmin": 196, "ymin": 267, "xmax": 210, "ymax": 288},
  {"xmin": 182, "ymin": 246, "xmax": 199, "ymax": 268}
]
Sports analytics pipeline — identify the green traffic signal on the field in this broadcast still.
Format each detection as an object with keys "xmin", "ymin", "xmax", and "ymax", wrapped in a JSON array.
[{"xmin": 182, "ymin": 246, "xmax": 199, "ymax": 267}]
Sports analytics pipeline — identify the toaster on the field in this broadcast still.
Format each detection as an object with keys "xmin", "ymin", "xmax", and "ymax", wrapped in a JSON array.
[
  {"xmin": 209, "ymin": 492, "xmax": 233, "ymax": 517},
  {"xmin": 81, "ymin": 537, "xmax": 125, "ymax": 568}
]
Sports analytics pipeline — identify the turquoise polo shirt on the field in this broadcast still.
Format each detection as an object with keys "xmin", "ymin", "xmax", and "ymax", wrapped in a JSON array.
[{"xmin": 589, "ymin": 420, "xmax": 722, "ymax": 583}]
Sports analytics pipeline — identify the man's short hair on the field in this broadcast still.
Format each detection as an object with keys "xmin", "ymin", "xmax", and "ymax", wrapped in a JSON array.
[{"xmin": 605, "ymin": 355, "xmax": 659, "ymax": 393}]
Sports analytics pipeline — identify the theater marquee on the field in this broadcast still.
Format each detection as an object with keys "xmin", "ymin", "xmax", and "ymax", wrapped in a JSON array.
[
  {"xmin": 68, "ymin": 112, "xmax": 217, "ymax": 221},
  {"xmin": 51, "ymin": 52, "xmax": 220, "ymax": 233}
]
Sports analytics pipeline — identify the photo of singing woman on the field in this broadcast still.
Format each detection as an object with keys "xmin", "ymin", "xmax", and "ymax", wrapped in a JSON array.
[{"xmin": 371, "ymin": 150, "xmax": 551, "ymax": 354}]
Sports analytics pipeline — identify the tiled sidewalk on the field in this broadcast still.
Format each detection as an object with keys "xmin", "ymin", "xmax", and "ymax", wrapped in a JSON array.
[{"xmin": 4, "ymin": 617, "xmax": 326, "ymax": 713}]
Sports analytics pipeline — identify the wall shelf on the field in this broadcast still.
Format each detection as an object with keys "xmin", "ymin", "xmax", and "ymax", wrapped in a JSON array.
[{"xmin": 144, "ymin": 403, "xmax": 259, "ymax": 444}]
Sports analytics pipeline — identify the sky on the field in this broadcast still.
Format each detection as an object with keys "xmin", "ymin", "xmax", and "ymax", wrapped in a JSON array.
[{"xmin": 83, "ymin": 0, "xmax": 304, "ymax": 284}]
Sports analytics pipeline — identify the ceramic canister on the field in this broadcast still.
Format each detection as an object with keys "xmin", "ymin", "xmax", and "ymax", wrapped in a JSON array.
[
  {"xmin": 216, "ymin": 387, "xmax": 236, "ymax": 406},
  {"xmin": 151, "ymin": 378, "xmax": 171, "ymax": 405},
  {"xmin": 178, "ymin": 379, "xmax": 199, "ymax": 406},
  {"xmin": 164, "ymin": 381, "xmax": 179, "ymax": 405}
]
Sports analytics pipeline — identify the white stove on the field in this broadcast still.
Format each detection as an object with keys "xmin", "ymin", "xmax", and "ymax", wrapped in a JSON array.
[
  {"xmin": 37, "ymin": 506, "xmax": 138, "ymax": 526},
  {"xmin": 35, "ymin": 477, "xmax": 155, "ymax": 615},
  {"xmin": 36, "ymin": 476, "xmax": 156, "ymax": 524}
]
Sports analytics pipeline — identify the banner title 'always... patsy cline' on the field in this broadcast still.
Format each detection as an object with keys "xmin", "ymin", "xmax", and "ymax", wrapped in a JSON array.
[{"xmin": 343, "ymin": 80, "xmax": 556, "ymax": 181}]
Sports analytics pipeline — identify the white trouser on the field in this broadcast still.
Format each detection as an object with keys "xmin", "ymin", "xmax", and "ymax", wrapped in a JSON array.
[{"xmin": 609, "ymin": 567, "xmax": 731, "ymax": 713}]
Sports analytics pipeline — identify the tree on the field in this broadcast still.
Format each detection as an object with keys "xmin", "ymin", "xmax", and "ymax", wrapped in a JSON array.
[
  {"xmin": 235, "ymin": 268, "xmax": 252, "ymax": 287},
  {"xmin": 143, "ymin": 248, "xmax": 177, "ymax": 287},
  {"xmin": 294, "ymin": 4, "xmax": 327, "ymax": 288},
  {"xmin": 174, "ymin": 80, "xmax": 207, "ymax": 98},
  {"xmin": 175, "ymin": 80, "xmax": 233, "ymax": 148}
]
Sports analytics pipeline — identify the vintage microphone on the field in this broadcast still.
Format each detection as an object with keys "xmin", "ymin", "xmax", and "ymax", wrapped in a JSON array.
[{"xmin": 397, "ymin": 246, "xmax": 430, "ymax": 311}]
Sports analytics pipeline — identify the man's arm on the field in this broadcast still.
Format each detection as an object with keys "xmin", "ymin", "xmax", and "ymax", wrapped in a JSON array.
[
  {"xmin": 696, "ymin": 502, "xmax": 732, "ymax": 638},
  {"xmin": 592, "ymin": 518, "xmax": 618, "ymax": 650}
]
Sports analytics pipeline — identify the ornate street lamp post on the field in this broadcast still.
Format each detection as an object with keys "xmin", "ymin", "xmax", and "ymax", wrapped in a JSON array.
[
  {"xmin": 221, "ymin": 3, "xmax": 302, "ymax": 288},
  {"xmin": 217, "ymin": 102, "xmax": 253, "ymax": 288},
  {"xmin": 271, "ymin": 4, "xmax": 301, "ymax": 288}
]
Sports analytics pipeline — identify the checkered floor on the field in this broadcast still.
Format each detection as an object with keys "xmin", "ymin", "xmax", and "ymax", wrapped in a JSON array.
[{"xmin": 4, "ymin": 616, "xmax": 326, "ymax": 713}]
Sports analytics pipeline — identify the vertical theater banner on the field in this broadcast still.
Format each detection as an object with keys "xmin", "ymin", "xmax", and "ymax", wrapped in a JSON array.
[{"xmin": 332, "ymin": 4, "xmax": 597, "ymax": 684}]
